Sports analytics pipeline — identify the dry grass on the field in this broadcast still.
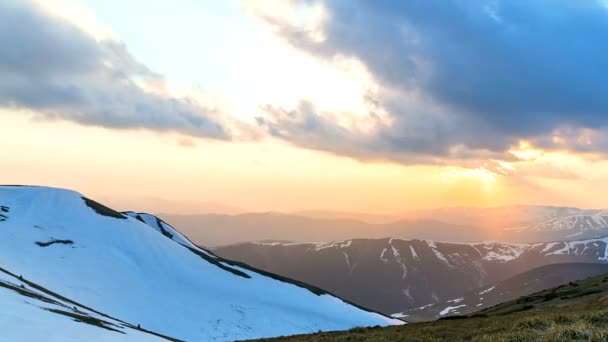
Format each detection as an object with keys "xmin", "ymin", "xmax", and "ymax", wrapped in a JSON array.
[
  {"xmin": 250, "ymin": 307, "xmax": 608, "ymax": 341},
  {"xmin": 248, "ymin": 273, "xmax": 608, "ymax": 342}
]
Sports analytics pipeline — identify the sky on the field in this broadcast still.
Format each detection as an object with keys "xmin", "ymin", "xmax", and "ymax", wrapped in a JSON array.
[{"xmin": 2, "ymin": 0, "xmax": 608, "ymax": 214}]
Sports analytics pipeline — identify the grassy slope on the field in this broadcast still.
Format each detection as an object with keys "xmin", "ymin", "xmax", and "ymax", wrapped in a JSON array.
[{"xmin": 249, "ymin": 272, "xmax": 608, "ymax": 341}]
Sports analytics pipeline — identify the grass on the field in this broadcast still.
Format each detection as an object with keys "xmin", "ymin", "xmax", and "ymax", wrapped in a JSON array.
[
  {"xmin": 249, "ymin": 307, "xmax": 608, "ymax": 342},
  {"xmin": 82, "ymin": 197, "xmax": 126, "ymax": 219},
  {"xmin": 248, "ymin": 272, "xmax": 608, "ymax": 342}
]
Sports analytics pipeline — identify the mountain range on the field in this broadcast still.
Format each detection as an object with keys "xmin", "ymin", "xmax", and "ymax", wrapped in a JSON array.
[
  {"xmin": 214, "ymin": 236, "xmax": 608, "ymax": 316},
  {"xmin": 162, "ymin": 205, "xmax": 608, "ymax": 247},
  {"xmin": 5, "ymin": 185, "xmax": 608, "ymax": 341}
]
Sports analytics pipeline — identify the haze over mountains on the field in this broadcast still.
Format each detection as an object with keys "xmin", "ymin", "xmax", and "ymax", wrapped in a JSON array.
[{"xmin": 161, "ymin": 205, "xmax": 608, "ymax": 247}]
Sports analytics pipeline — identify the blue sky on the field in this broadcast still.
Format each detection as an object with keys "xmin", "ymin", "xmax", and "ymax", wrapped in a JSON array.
[{"xmin": 77, "ymin": 0, "xmax": 270, "ymax": 115}]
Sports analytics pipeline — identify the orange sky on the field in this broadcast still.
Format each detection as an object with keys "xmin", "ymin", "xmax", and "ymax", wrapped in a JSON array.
[
  {"xmin": 3, "ymin": 1, "xmax": 608, "ymax": 214},
  {"xmin": 4, "ymin": 108, "xmax": 608, "ymax": 214}
]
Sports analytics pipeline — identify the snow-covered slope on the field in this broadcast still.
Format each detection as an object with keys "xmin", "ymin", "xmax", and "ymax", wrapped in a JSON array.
[
  {"xmin": 0, "ymin": 186, "xmax": 400, "ymax": 341},
  {"xmin": 0, "ymin": 265, "xmax": 172, "ymax": 342}
]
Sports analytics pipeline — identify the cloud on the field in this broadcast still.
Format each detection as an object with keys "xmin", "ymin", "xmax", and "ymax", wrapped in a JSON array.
[
  {"xmin": 253, "ymin": 0, "xmax": 608, "ymax": 165},
  {"xmin": 0, "ymin": 1, "xmax": 229, "ymax": 139}
]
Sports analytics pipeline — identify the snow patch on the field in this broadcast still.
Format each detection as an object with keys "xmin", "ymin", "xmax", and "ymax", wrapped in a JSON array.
[
  {"xmin": 479, "ymin": 286, "xmax": 496, "ymax": 295},
  {"xmin": 439, "ymin": 305, "xmax": 466, "ymax": 316}
]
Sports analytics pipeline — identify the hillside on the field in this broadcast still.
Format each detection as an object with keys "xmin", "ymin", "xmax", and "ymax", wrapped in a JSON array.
[
  {"xmin": 400, "ymin": 263, "xmax": 608, "ymax": 321},
  {"xmin": 0, "ymin": 186, "xmax": 399, "ymax": 341},
  {"xmin": 0, "ymin": 265, "xmax": 174, "ymax": 341},
  {"xmin": 215, "ymin": 237, "xmax": 608, "ymax": 315},
  {"xmin": 250, "ymin": 271, "xmax": 608, "ymax": 341}
]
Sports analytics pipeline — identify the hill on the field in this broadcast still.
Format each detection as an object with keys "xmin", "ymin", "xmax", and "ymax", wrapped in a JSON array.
[
  {"xmin": 249, "ymin": 271, "xmax": 608, "ymax": 341},
  {"xmin": 400, "ymin": 263, "xmax": 608, "ymax": 321},
  {"xmin": 0, "ymin": 186, "xmax": 399, "ymax": 341}
]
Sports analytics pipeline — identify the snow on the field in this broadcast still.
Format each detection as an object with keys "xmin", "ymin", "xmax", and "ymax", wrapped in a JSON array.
[
  {"xmin": 447, "ymin": 297, "xmax": 463, "ymax": 304},
  {"xmin": 343, "ymin": 251, "xmax": 356, "ymax": 273},
  {"xmin": 471, "ymin": 242, "xmax": 527, "ymax": 262},
  {"xmin": 314, "ymin": 240, "xmax": 352, "ymax": 251},
  {"xmin": 410, "ymin": 303, "xmax": 434, "ymax": 311},
  {"xmin": 541, "ymin": 242, "xmax": 559, "ymax": 253},
  {"xmin": 123, "ymin": 212, "xmax": 195, "ymax": 248},
  {"xmin": 426, "ymin": 240, "xmax": 452, "ymax": 266},
  {"xmin": 391, "ymin": 313, "xmax": 409, "ymax": 319},
  {"xmin": 545, "ymin": 242, "xmax": 572, "ymax": 256},
  {"xmin": 479, "ymin": 286, "xmax": 495, "ymax": 295},
  {"xmin": 0, "ymin": 186, "xmax": 402, "ymax": 342},
  {"xmin": 389, "ymin": 239, "xmax": 408, "ymax": 279},
  {"xmin": 511, "ymin": 210, "xmax": 608, "ymax": 233},
  {"xmin": 0, "ymin": 267, "xmax": 166, "ymax": 342},
  {"xmin": 565, "ymin": 231, "xmax": 584, "ymax": 238},
  {"xmin": 401, "ymin": 287, "xmax": 414, "ymax": 301},
  {"xmin": 439, "ymin": 305, "xmax": 466, "ymax": 316},
  {"xmin": 599, "ymin": 240, "xmax": 608, "ymax": 261},
  {"xmin": 409, "ymin": 246, "xmax": 419, "ymax": 260},
  {"xmin": 379, "ymin": 248, "xmax": 390, "ymax": 263}
]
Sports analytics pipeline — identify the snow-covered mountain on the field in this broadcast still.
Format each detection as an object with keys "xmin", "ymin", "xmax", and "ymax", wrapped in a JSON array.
[
  {"xmin": 214, "ymin": 237, "xmax": 608, "ymax": 317},
  {"xmin": 504, "ymin": 209, "xmax": 608, "ymax": 241},
  {"xmin": 410, "ymin": 206, "xmax": 608, "ymax": 242},
  {"xmin": 0, "ymin": 186, "xmax": 400, "ymax": 341}
]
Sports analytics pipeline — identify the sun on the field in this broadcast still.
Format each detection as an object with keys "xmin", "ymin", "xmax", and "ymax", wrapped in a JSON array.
[{"xmin": 444, "ymin": 167, "xmax": 497, "ymax": 183}]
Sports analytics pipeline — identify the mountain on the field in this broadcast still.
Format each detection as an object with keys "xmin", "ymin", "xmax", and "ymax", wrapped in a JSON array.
[
  {"xmin": 409, "ymin": 205, "xmax": 608, "ymax": 242},
  {"xmin": 214, "ymin": 237, "xmax": 608, "ymax": 316},
  {"xmin": 249, "ymin": 271, "xmax": 608, "ymax": 342},
  {"xmin": 398, "ymin": 263, "xmax": 608, "ymax": 322},
  {"xmin": 0, "ymin": 186, "xmax": 400, "ymax": 341},
  {"xmin": 291, "ymin": 210, "xmax": 401, "ymax": 224},
  {"xmin": 159, "ymin": 213, "xmax": 487, "ymax": 247},
  {"xmin": 504, "ymin": 209, "xmax": 608, "ymax": 242}
]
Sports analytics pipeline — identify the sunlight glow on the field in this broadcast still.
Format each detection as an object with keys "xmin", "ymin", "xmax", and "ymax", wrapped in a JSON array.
[{"xmin": 510, "ymin": 141, "xmax": 544, "ymax": 161}]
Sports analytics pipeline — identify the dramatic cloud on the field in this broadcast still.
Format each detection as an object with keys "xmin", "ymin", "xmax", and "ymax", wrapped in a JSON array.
[
  {"xmin": 255, "ymin": 0, "xmax": 608, "ymax": 165},
  {"xmin": 0, "ymin": 1, "xmax": 229, "ymax": 139}
]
